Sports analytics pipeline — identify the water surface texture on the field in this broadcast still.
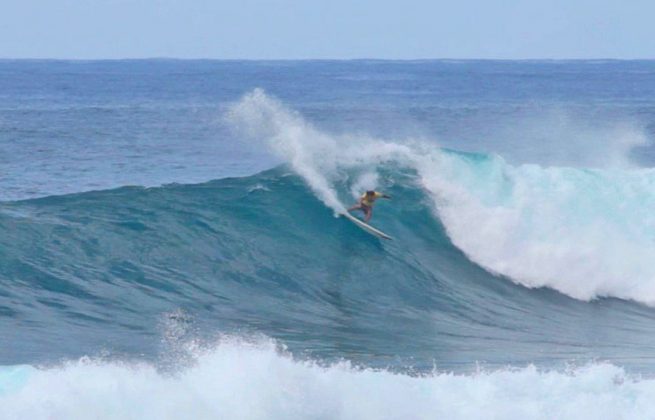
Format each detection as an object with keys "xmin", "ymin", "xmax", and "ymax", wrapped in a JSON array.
[{"xmin": 3, "ymin": 60, "xmax": 655, "ymax": 419}]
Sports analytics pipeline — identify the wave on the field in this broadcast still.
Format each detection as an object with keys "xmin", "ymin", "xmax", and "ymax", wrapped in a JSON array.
[
  {"xmin": 4, "ymin": 156, "xmax": 655, "ymax": 371},
  {"xmin": 4, "ymin": 90, "xmax": 655, "ymax": 373},
  {"xmin": 1, "ymin": 336, "xmax": 654, "ymax": 420},
  {"xmin": 226, "ymin": 89, "xmax": 655, "ymax": 305}
]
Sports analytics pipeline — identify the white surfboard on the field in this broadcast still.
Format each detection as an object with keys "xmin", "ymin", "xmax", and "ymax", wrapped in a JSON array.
[{"xmin": 342, "ymin": 212, "xmax": 393, "ymax": 240}]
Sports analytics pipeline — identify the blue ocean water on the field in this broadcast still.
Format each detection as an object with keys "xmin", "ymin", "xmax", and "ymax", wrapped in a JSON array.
[{"xmin": 3, "ymin": 60, "xmax": 655, "ymax": 418}]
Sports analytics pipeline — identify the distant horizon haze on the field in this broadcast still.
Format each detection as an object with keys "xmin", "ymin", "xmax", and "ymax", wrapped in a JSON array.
[{"xmin": 2, "ymin": 0, "xmax": 654, "ymax": 59}]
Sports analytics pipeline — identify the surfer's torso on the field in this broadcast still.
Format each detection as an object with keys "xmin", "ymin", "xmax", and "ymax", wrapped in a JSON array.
[{"xmin": 360, "ymin": 191, "xmax": 383, "ymax": 207}]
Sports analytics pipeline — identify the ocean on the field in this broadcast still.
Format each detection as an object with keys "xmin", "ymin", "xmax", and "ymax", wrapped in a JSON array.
[{"xmin": 3, "ymin": 59, "xmax": 655, "ymax": 418}]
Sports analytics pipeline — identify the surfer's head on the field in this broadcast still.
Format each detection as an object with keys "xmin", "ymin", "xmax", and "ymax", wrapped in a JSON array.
[{"xmin": 366, "ymin": 190, "xmax": 375, "ymax": 196}]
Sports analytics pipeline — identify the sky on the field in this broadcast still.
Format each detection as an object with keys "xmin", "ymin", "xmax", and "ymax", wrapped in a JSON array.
[{"xmin": 1, "ymin": 0, "xmax": 654, "ymax": 59}]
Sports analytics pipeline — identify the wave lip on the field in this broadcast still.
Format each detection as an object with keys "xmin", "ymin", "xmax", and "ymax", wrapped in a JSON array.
[{"xmin": 1, "ymin": 338, "xmax": 654, "ymax": 420}]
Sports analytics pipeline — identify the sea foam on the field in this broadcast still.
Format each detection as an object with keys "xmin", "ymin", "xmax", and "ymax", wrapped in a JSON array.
[{"xmin": 1, "ymin": 337, "xmax": 654, "ymax": 420}]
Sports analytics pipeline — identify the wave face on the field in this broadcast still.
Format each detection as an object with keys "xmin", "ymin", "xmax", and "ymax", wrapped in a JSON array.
[{"xmin": 4, "ymin": 158, "xmax": 655, "ymax": 373}]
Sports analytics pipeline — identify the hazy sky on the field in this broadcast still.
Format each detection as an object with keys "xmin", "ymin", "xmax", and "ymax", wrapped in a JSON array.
[{"xmin": 2, "ymin": 0, "xmax": 654, "ymax": 59}]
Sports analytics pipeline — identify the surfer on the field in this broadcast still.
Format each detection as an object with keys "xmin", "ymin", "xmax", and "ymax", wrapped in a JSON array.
[{"xmin": 348, "ymin": 190, "xmax": 391, "ymax": 222}]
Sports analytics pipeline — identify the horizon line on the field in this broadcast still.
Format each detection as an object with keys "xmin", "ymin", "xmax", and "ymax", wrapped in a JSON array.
[{"xmin": 1, "ymin": 57, "xmax": 654, "ymax": 62}]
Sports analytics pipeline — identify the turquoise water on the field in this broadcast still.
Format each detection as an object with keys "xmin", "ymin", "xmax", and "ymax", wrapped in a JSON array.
[{"xmin": 4, "ymin": 60, "xmax": 655, "ymax": 418}]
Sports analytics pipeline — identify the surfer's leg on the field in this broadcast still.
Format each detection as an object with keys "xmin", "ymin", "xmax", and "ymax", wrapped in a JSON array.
[
  {"xmin": 364, "ymin": 207, "xmax": 372, "ymax": 222},
  {"xmin": 347, "ymin": 204, "xmax": 361, "ymax": 212}
]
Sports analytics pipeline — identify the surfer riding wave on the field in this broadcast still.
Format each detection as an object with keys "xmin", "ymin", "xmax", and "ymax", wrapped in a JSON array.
[{"xmin": 348, "ymin": 190, "xmax": 391, "ymax": 222}]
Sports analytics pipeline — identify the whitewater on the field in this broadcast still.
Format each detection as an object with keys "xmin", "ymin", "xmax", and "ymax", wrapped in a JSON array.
[
  {"xmin": 3, "ymin": 339, "xmax": 655, "ymax": 420},
  {"xmin": 3, "ymin": 60, "xmax": 655, "ymax": 419}
]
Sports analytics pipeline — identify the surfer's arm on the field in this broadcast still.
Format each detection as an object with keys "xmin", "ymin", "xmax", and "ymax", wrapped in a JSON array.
[{"xmin": 375, "ymin": 192, "xmax": 391, "ymax": 199}]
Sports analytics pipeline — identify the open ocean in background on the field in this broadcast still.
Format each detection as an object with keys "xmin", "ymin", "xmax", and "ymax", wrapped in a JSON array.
[{"xmin": 3, "ymin": 60, "xmax": 655, "ymax": 418}]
